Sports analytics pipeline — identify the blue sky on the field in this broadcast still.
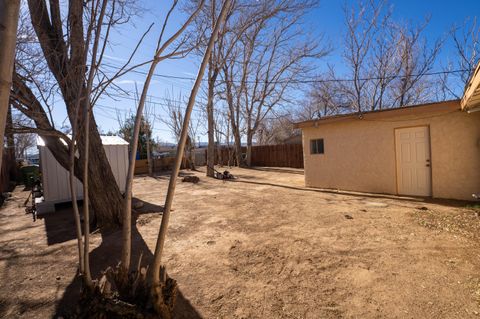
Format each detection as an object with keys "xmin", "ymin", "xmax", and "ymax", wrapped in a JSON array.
[{"xmin": 72, "ymin": 0, "xmax": 480, "ymax": 143}]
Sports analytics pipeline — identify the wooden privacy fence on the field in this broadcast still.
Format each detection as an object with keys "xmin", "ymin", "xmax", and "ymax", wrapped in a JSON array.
[
  {"xmin": 250, "ymin": 144, "xmax": 303, "ymax": 168},
  {"xmin": 214, "ymin": 144, "xmax": 304, "ymax": 168},
  {"xmin": 134, "ymin": 157, "xmax": 176, "ymax": 175},
  {"xmin": 213, "ymin": 147, "xmax": 242, "ymax": 167},
  {"xmin": 134, "ymin": 156, "xmax": 194, "ymax": 175},
  {"xmin": 0, "ymin": 152, "xmax": 16, "ymax": 193},
  {"xmin": 135, "ymin": 143, "xmax": 304, "ymax": 174}
]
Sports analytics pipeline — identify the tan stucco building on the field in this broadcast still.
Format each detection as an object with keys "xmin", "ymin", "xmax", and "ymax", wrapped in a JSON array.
[{"xmin": 295, "ymin": 98, "xmax": 480, "ymax": 201}]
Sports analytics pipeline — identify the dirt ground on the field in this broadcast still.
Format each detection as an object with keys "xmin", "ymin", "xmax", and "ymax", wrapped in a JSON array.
[{"xmin": 1, "ymin": 166, "xmax": 480, "ymax": 318}]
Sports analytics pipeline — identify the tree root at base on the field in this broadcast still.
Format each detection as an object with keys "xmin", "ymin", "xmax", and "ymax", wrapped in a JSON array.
[{"xmin": 75, "ymin": 265, "xmax": 177, "ymax": 319}]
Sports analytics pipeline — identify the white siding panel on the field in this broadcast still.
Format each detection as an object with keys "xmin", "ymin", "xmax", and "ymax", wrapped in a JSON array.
[
  {"xmin": 39, "ymin": 143, "xmax": 128, "ymax": 203},
  {"xmin": 116, "ymin": 145, "xmax": 128, "ymax": 192}
]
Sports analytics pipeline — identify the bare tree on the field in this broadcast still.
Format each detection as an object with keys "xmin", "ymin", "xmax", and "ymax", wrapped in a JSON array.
[
  {"xmin": 211, "ymin": 108, "xmax": 234, "ymax": 166},
  {"xmin": 161, "ymin": 91, "xmax": 184, "ymax": 141},
  {"xmin": 13, "ymin": 133, "xmax": 35, "ymax": 159},
  {"xmin": 205, "ymin": 0, "xmax": 224, "ymax": 176},
  {"xmin": 222, "ymin": 60, "xmax": 244, "ymax": 165},
  {"xmin": 149, "ymin": 1, "xmax": 231, "ymax": 310},
  {"xmin": 213, "ymin": 109, "xmax": 230, "ymax": 165},
  {"xmin": 363, "ymin": 9, "xmax": 399, "ymax": 110},
  {"xmin": 144, "ymin": 101, "xmax": 155, "ymax": 176},
  {"xmin": 389, "ymin": 20, "xmax": 442, "ymax": 106},
  {"xmin": 309, "ymin": 0, "xmax": 443, "ymax": 115},
  {"xmin": 68, "ymin": 106, "xmax": 84, "ymax": 278},
  {"xmin": 10, "ymin": 0, "xmax": 147, "ymax": 229},
  {"xmin": 221, "ymin": 0, "xmax": 326, "ymax": 166},
  {"xmin": 441, "ymin": 17, "xmax": 480, "ymax": 98},
  {"xmin": 0, "ymin": 0, "xmax": 20, "ymax": 170},
  {"xmin": 134, "ymin": 85, "xmax": 156, "ymax": 176},
  {"xmin": 256, "ymin": 115, "xmax": 297, "ymax": 145},
  {"xmin": 190, "ymin": 0, "xmax": 299, "ymax": 175},
  {"xmin": 81, "ymin": 0, "xmax": 110, "ymax": 289},
  {"xmin": 161, "ymin": 91, "xmax": 201, "ymax": 170},
  {"xmin": 189, "ymin": 0, "xmax": 248, "ymax": 176},
  {"xmin": 121, "ymin": 0, "xmax": 205, "ymax": 275},
  {"xmin": 308, "ymin": 67, "xmax": 353, "ymax": 117},
  {"xmin": 342, "ymin": 0, "xmax": 385, "ymax": 112},
  {"xmin": 340, "ymin": 0, "xmax": 442, "ymax": 110},
  {"xmin": 8, "ymin": 111, "xmax": 35, "ymax": 159}
]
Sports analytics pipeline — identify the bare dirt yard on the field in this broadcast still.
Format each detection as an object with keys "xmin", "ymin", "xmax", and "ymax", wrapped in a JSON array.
[{"xmin": 1, "ymin": 167, "xmax": 480, "ymax": 318}]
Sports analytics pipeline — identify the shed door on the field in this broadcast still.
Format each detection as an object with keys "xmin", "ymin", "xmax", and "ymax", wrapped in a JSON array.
[{"xmin": 395, "ymin": 126, "xmax": 432, "ymax": 196}]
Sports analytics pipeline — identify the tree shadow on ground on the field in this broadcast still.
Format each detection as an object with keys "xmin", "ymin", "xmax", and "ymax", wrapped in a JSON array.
[
  {"xmin": 37, "ymin": 204, "xmax": 85, "ymax": 246},
  {"xmin": 38, "ymin": 198, "xmax": 163, "ymax": 246},
  {"xmin": 132, "ymin": 197, "xmax": 165, "ymax": 215},
  {"xmin": 45, "ymin": 201, "xmax": 201, "ymax": 318}
]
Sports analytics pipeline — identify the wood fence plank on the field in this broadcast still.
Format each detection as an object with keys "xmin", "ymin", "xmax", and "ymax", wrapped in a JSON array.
[{"xmin": 250, "ymin": 144, "xmax": 303, "ymax": 168}]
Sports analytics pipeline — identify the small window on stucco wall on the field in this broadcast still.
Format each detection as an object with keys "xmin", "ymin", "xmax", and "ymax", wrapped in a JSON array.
[{"xmin": 310, "ymin": 139, "xmax": 324, "ymax": 154}]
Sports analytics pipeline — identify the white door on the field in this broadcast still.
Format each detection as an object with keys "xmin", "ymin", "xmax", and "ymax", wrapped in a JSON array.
[{"xmin": 395, "ymin": 126, "xmax": 432, "ymax": 196}]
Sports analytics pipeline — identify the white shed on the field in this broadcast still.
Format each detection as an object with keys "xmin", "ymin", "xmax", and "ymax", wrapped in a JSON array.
[{"xmin": 37, "ymin": 135, "xmax": 129, "ymax": 213}]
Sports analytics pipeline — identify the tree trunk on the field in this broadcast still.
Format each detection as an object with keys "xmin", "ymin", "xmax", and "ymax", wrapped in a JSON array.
[
  {"xmin": 6, "ymin": 105, "xmax": 15, "ymax": 159},
  {"xmin": 17, "ymin": 83, "xmax": 124, "ymax": 229},
  {"xmin": 206, "ymin": 67, "xmax": 216, "ymax": 177},
  {"xmin": 217, "ymin": 143, "xmax": 222, "ymax": 166},
  {"xmin": 21, "ymin": 0, "xmax": 122, "ymax": 230},
  {"xmin": 206, "ymin": 0, "xmax": 217, "ymax": 178},
  {"xmin": 121, "ymin": 57, "xmax": 159, "ymax": 273},
  {"xmin": 150, "ymin": 0, "xmax": 231, "ymax": 289},
  {"xmin": 69, "ymin": 110, "xmax": 84, "ymax": 275},
  {"xmin": 82, "ymin": 115, "xmax": 123, "ymax": 229},
  {"xmin": 146, "ymin": 132, "xmax": 153, "ymax": 176},
  {"xmin": 190, "ymin": 146, "xmax": 196, "ymax": 170},
  {"xmin": 81, "ymin": 0, "xmax": 109, "ymax": 288},
  {"xmin": 246, "ymin": 133, "xmax": 253, "ymax": 167},
  {"xmin": 41, "ymin": 118, "xmax": 123, "ymax": 230},
  {"xmin": 0, "ymin": 0, "xmax": 20, "ymax": 170},
  {"xmin": 226, "ymin": 119, "xmax": 231, "ymax": 167},
  {"xmin": 82, "ymin": 100, "xmax": 93, "ymax": 289},
  {"xmin": 228, "ymin": 148, "xmax": 232, "ymax": 167},
  {"xmin": 233, "ymin": 129, "xmax": 243, "ymax": 167}
]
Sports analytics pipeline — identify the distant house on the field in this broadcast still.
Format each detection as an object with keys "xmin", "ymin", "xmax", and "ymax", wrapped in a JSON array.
[{"xmin": 295, "ymin": 66, "xmax": 480, "ymax": 201}]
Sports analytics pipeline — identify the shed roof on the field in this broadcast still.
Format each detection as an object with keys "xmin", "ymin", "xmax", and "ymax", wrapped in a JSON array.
[
  {"xmin": 461, "ymin": 62, "xmax": 480, "ymax": 111},
  {"xmin": 294, "ymin": 100, "xmax": 460, "ymax": 129},
  {"xmin": 37, "ymin": 135, "xmax": 128, "ymax": 147}
]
